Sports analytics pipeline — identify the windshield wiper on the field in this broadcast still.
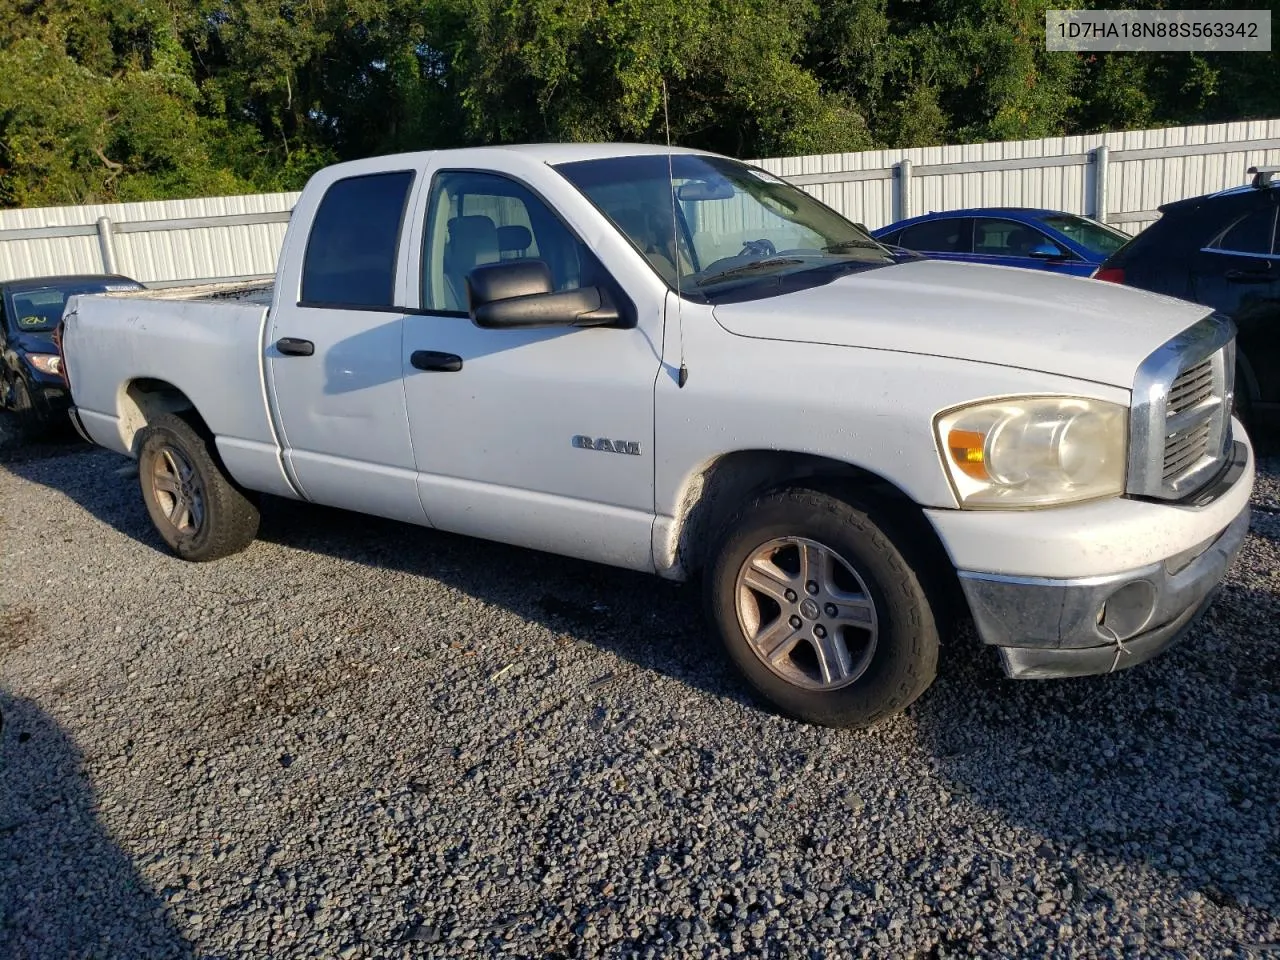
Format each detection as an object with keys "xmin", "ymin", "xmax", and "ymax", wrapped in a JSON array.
[{"xmin": 695, "ymin": 257, "xmax": 805, "ymax": 287}]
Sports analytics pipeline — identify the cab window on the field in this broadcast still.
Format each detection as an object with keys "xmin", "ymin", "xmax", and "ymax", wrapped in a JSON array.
[
  {"xmin": 421, "ymin": 171, "xmax": 587, "ymax": 313},
  {"xmin": 301, "ymin": 171, "xmax": 415, "ymax": 308}
]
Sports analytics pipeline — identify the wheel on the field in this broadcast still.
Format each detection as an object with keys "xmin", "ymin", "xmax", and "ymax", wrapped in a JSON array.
[
  {"xmin": 1, "ymin": 379, "xmax": 40, "ymax": 442},
  {"xmin": 706, "ymin": 488, "xmax": 940, "ymax": 728},
  {"xmin": 137, "ymin": 413, "xmax": 260, "ymax": 561}
]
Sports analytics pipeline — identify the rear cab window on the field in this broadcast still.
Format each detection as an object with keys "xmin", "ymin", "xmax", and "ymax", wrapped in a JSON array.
[{"xmin": 301, "ymin": 171, "xmax": 416, "ymax": 308}]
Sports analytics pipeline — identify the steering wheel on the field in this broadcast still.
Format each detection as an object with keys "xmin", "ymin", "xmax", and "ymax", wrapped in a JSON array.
[{"xmin": 738, "ymin": 238, "xmax": 776, "ymax": 257}]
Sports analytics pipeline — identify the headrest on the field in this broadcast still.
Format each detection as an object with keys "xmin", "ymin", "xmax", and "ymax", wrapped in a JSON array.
[
  {"xmin": 497, "ymin": 224, "xmax": 532, "ymax": 253},
  {"xmin": 446, "ymin": 215, "xmax": 499, "ymax": 267}
]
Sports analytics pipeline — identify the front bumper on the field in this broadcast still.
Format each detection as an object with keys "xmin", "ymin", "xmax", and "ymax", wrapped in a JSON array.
[
  {"xmin": 36, "ymin": 381, "xmax": 70, "ymax": 415},
  {"xmin": 945, "ymin": 437, "xmax": 1254, "ymax": 680},
  {"xmin": 17, "ymin": 372, "xmax": 71, "ymax": 421}
]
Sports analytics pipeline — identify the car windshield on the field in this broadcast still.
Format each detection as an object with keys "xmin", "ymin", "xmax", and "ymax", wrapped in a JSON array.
[
  {"xmin": 555, "ymin": 154, "xmax": 897, "ymax": 301},
  {"xmin": 6, "ymin": 280, "xmax": 142, "ymax": 332},
  {"xmin": 1037, "ymin": 214, "xmax": 1131, "ymax": 256}
]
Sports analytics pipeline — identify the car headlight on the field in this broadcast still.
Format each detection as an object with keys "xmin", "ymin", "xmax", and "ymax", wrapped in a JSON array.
[
  {"xmin": 27, "ymin": 353, "xmax": 61, "ymax": 376},
  {"xmin": 936, "ymin": 396, "xmax": 1128, "ymax": 508}
]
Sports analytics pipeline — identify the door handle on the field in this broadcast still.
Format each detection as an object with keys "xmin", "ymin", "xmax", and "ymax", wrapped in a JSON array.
[
  {"xmin": 276, "ymin": 337, "xmax": 315, "ymax": 356},
  {"xmin": 410, "ymin": 350, "xmax": 463, "ymax": 372},
  {"xmin": 1225, "ymin": 265, "xmax": 1275, "ymax": 283}
]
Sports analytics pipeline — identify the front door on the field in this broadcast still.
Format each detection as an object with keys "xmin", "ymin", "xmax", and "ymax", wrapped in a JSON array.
[
  {"xmin": 971, "ymin": 217, "xmax": 1083, "ymax": 274},
  {"xmin": 265, "ymin": 167, "xmax": 430, "ymax": 526},
  {"xmin": 401, "ymin": 167, "xmax": 662, "ymax": 571}
]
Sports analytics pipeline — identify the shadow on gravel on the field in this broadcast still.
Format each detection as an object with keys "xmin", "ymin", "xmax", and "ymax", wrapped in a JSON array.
[
  {"xmin": 0, "ymin": 436, "xmax": 163, "ymax": 552},
  {"xmin": 254, "ymin": 497, "xmax": 761, "ymax": 711},
  {"xmin": 0, "ymin": 692, "xmax": 195, "ymax": 959},
  {"xmin": 912, "ymin": 581, "xmax": 1280, "ymax": 923},
  {"xmin": 0, "ymin": 442, "xmax": 756, "ymax": 709}
]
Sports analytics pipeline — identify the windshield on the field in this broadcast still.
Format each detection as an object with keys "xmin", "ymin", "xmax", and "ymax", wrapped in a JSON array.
[
  {"xmin": 5, "ymin": 280, "xmax": 142, "ymax": 332},
  {"xmin": 7, "ymin": 288, "xmax": 71, "ymax": 333},
  {"xmin": 1037, "ymin": 214, "xmax": 1131, "ymax": 256},
  {"xmin": 555, "ymin": 154, "xmax": 898, "ymax": 301}
]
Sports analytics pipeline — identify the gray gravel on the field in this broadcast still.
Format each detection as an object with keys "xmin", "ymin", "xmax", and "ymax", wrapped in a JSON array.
[{"xmin": 1, "ymin": 425, "xmax": 1277, "ymax": 959}]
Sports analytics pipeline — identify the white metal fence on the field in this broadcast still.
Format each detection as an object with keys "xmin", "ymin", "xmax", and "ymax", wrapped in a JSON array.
[
  {"xmin": 0, "ymin": 192, "xmax": 298, "ymax": 285},
  {"xmin": 755, "ymin": 118, "xmax": 1280, "ymax": 237},
  {"xmin": 2, "ymin": 118, "xmax": 1278, "ymax": 285}
]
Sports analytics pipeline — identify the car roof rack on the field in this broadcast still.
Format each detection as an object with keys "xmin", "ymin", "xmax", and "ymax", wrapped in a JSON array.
[{"xmin": 1247, "ymin": 165, "xmax": 1280, "ymax": 189}]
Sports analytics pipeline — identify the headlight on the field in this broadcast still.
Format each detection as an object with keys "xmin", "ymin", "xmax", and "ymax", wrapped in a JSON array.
[
  {"xmin": 936, "ymin": 396, "xmax": 1128, "ymax": 508},
  {"xmin": 27, "ymin": 353, "xmax": 61, "ymax": 376}
]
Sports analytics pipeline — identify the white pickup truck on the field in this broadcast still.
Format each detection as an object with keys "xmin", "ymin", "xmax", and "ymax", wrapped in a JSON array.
[{"xmin": 59, "ymin": 144, "xmax": 1255, "ymax": 727}]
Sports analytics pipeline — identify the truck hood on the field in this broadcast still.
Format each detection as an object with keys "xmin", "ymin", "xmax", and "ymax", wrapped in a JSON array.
[{"xmin": 711, "ymin": 258, "xmax": 1212, "ymax": 389}]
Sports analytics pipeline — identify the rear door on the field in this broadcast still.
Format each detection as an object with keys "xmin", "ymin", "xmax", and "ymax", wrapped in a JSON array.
[{"xmin": 264, "ymin": 165, "xmax": 432, "ymax": 526}]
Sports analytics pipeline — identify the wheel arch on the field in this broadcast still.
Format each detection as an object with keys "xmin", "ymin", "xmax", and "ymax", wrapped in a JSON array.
[
  {"xmin": 663, "ymin": 449, "xmax": 964, "ymax": 628},
  {"xmin": 117, "ymin": 378, "xmax": 212, "ymax": 457}
]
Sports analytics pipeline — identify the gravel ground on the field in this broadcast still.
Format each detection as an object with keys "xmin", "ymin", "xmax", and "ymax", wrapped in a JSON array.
[{"xmin": 1, "ymin": 424, "xmax": 1277, "ymax": 959}]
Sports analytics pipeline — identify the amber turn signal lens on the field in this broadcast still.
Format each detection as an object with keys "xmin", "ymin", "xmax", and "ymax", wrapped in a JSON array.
[{"xmin": 947, "ymin": 429, "xmax": 989, "ymax": 479}]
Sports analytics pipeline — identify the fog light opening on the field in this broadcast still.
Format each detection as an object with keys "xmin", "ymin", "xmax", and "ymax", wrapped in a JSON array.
[{"xmin": 1097, "ymin": 580, "xmax": 1157, "ymax": 642}]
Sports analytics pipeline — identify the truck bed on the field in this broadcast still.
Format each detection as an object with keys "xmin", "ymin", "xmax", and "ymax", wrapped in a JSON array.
[
  {"xmin": 104, "ymin": 278, "xmax": 275, "ymax": 306},
  {"xmin": 62, "ymin": 287, "xmax": 284, "ymax": 494}
]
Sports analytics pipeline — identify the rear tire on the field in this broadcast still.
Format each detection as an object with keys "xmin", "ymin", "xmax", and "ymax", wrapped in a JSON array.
[
  {"xmin": 137, "ymin": 413, "xmax": 259, "ymax": 561},
  {"xmin": 705, "ymin": 488, "xmax": 939, "ymax": 728}
]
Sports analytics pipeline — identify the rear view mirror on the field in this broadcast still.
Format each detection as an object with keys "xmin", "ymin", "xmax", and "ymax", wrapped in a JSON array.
[
  {"xmin": 676, "ymin": 179, "xmax": 735, "ymax": 202},
  {"xmin": 466, "ymin": 260, "xmax": 620, "ymax": 330}
]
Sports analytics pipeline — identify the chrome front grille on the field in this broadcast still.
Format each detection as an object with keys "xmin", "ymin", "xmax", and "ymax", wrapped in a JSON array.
[
  {"xmin": 1167, "ymin": 358, "xmax": 1214, "ymax": 415},
  {"xmin": 1127, "ymin": 314, "xmax": 1237, "ymax": 501},
  {"xmin": 1162, "ymin": 419, "xmax": 1211, "ymax": 482}
]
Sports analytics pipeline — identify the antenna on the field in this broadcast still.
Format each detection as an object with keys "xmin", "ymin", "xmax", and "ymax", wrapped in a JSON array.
[{"xmin": 662, "ymin": 79, "xmax": 688, "ymax": 388}]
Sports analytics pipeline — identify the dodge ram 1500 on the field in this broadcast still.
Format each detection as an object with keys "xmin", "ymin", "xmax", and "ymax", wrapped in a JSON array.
[{"xmin": 59, "ymin": 144, "xmax": 1255, "ymax": 727}]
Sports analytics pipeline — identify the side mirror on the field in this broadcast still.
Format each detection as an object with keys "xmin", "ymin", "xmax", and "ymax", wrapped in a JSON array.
[
  {"xmin": 1028, "ymin": 242, "xmax": 1068, "ymax": 260},
  {"xmin": 466, "ymin": 259, "xmax": 619, "ymax": 330}
]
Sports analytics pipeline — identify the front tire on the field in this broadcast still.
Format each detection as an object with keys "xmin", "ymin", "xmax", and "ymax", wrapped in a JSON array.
[
  {"xmin": 137, "ymin": 413, "xmax": 260, "ymax": 561},
  {"xmin": 706, "ymin": 488, "xmax": 939, "ymax": 728}
]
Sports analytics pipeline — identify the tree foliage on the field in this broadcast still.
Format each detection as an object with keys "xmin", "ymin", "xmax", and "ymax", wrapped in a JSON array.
[{"xmin": 0, "ymin": 0, "xmax": 1275, "ymax": 206}]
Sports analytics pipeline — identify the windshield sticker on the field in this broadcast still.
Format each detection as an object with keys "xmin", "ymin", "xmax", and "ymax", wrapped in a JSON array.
[{"xmin": 745, "ymin": 168, "xmax": 786, "ymax": 185}]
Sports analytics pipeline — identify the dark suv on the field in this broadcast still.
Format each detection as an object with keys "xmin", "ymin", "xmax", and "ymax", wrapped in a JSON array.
[{"xmin": 1095, "ymin": 167, "xmax": 1278, "ymax": 435}]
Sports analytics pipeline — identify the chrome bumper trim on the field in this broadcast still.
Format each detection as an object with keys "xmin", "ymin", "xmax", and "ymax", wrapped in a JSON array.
[{"xmin": 959, "ymin": 504, "xmax": 1250, "ymax": 679}]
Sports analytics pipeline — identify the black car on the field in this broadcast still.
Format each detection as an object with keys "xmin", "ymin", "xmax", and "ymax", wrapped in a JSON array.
[
  {"xmin": 1, "ymin": 273, "xmax": 145, "ymax": 435},
  {"xmin": 1095, "ymin": 167, "xmax": 1279, "ymax": 435}
]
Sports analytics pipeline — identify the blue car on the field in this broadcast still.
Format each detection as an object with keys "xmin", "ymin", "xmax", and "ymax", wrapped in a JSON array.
[{"xmin": 871, "ymin": 207, "xmax": 1133, "ymax": 277}]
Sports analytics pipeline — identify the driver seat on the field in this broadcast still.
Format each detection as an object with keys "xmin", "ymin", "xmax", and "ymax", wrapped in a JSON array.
[{"xmin": 442, "ymin": 215, "xmax": 500, "ymax": 309}]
